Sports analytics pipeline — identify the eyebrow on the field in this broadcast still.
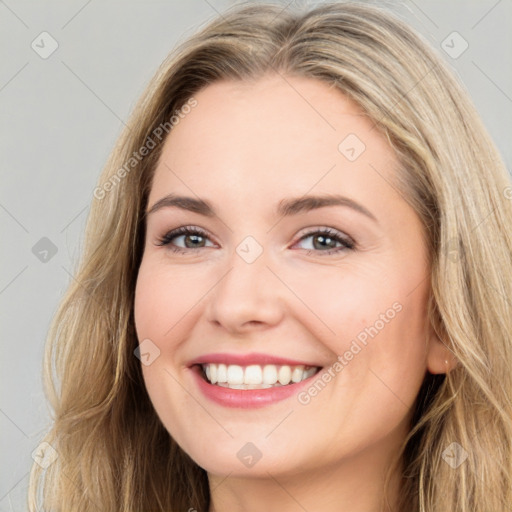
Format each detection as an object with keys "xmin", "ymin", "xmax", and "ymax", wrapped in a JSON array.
[{"xmin": 146, "ymin": 193, "xmax": 378, "ymax": 224}]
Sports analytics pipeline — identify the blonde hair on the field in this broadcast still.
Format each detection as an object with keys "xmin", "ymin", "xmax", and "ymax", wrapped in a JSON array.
[{"xmin": 28, "ymin": 2, "xmax": 512, "ymax": 511}]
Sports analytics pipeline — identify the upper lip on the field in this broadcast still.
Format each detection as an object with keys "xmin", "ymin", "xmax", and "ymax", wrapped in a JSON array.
[{"xmin": 187, "ymin": 352, "xmax": 323, "ymax": 368}]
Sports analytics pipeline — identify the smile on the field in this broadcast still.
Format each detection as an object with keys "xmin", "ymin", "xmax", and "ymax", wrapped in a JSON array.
[
  {"xmin": 187, "ymin": 352, "xmax": 325, "ymax": 407},
  {"xmin": 201, "ymin": 363, "xmax": 320, "ymax": 389}
]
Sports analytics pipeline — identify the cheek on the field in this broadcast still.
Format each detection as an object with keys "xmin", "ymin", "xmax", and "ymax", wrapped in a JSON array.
[
  {"xmin": 283, "ymin": 262, "xmax": 399, "ymax": 351},
  {"xmin": 334, "ymin": 283, "xmax": 429, "ymax": 415},
  {"xmin": 134, "ymin": 257, "xmax": 205, "ymax": 342},
  {"xmin": 291, "ymin": 263, "xmax": 429, "ymax": 394},
  {"xmin": 133, "ymin": 258, "xmax": 202, "ymax": 442}
]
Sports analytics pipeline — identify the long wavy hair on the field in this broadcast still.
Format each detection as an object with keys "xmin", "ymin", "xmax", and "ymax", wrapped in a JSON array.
[{"xmin": 28, "ymin": 2, "xmax": 512, "ymax": 511}]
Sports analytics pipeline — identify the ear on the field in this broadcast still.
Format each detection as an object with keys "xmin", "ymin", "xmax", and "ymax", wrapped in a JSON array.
[
  {"xmin": 426, "ymin": 324, "xmax": 458, "ymax": 374},
  {"xmin": 426, "ymin": 338, "xmax": 458, "ymax": 374}
]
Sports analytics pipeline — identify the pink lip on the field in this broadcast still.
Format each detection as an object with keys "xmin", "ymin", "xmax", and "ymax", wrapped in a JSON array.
[
  {"xmin": 188, "ymin": 365, "xmax": 320, "ymax": 408},
  {"xmin": 187, "ymin": 352, "xmax": 320, "ymax": 367}
]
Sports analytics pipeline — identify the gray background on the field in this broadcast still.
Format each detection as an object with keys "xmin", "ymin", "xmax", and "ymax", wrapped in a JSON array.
[{"xmin": 1, "ymin": 0, "xmax": 510, "ymax": 510}]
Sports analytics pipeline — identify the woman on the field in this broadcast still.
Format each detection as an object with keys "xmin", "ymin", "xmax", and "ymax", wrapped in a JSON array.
[{"xmin": 28, "ymin": 2, "xmax": 512, "ymax": 511}]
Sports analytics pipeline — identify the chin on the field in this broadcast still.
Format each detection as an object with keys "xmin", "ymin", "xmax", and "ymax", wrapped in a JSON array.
[{"xmin": 182, "ymin": 443, "xmax": 293, "ymax": 477}]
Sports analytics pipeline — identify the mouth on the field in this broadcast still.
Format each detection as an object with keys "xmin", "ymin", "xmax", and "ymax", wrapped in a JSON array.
[{"xmin": 194, "ymin": 363, "xmax": 322, "ymax": 390}]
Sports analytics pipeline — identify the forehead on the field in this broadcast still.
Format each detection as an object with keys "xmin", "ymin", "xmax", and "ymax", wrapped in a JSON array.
[{"xmin": 149, "ymin": 75, "xmax": 400, "ymax": 214}]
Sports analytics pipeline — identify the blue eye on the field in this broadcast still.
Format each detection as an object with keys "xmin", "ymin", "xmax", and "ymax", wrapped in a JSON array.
[
  {"xmin": 157, "ymin": 226, "xmax": 214, "ymax": 253},
  {"xmin": 156, "ymin": 226, "xmax": 355, "ymax": 255},
  {"xmin": 294, "ymin": 227, "xmax": 355, "ymax": 255}
]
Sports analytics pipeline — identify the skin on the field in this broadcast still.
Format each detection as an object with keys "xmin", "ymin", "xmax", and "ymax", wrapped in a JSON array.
[{"xmin": 134, "ymin": 74, "xmax": 455, "ymax": 512}]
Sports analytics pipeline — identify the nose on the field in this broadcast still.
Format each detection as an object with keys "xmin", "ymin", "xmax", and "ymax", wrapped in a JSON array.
[{"xmin": 205, "ymin": 242, "xmax": 285, "ymax": 334}]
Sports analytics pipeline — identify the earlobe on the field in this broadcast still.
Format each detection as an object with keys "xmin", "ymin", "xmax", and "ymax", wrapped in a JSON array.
[{"xmin": 426, "ymin": 335, "xmax": 458, "ymax": 374}]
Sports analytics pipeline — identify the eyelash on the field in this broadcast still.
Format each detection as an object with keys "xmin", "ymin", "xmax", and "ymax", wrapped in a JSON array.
[{"xmin": 156, "ymin": 226, "xmax": 355, "ymax": 256}]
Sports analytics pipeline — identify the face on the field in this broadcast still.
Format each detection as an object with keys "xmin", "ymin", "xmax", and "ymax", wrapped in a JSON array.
[{"xmin": 134, "ymin": 74, "xmax": 451, "ymax": 479}]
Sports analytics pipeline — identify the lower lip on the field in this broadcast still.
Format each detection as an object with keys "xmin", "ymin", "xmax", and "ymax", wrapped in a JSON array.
[{"xmin": 189, "ymin": 365, "xmax": 319, "ymax": 408}]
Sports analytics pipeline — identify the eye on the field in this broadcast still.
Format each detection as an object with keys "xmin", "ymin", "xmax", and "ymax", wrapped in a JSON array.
[
  {"xmin": 156, "ymin": 226, "xmax": 215, "ymax": 253},
  {"xmin": 293, "ymin": 227, "xmax": 355, "ymax": 255},
  {"xmin": 156, "ymin": 225, "xmax": 355, "ymax": 256}
]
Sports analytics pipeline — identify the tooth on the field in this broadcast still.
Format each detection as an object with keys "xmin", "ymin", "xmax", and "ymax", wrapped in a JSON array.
[
  {"xmin": 209, "ymin": 363, "xmax": 217, "ymax": 384},
  {"xmin": 291, "ymin": 365, "xmax": 305, "ymax": 383},
  {"xmin": 278, "ymin": 365, "xmax": 292, "ymax": 385},
  {"xmin": 244, "ymin": 365, "xmax": 262, "ymax": 384},
  {"xmin": 227, "ymin": 364, "xmax": 244, "ymax": 384},
  {"xmin": 303, "ymin": 367, "xmax": 317, "ymax": 379},
  {"xmin": 262, "ymin": 365, "xmax": 278, "ymax": 384},
  {"xmin": 217, "ymin": 363, "xmax": 227, "ymax": 383},
  {"xmin": 204, "ymin": 362, "xmax": 320, "ymax": 387}
]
